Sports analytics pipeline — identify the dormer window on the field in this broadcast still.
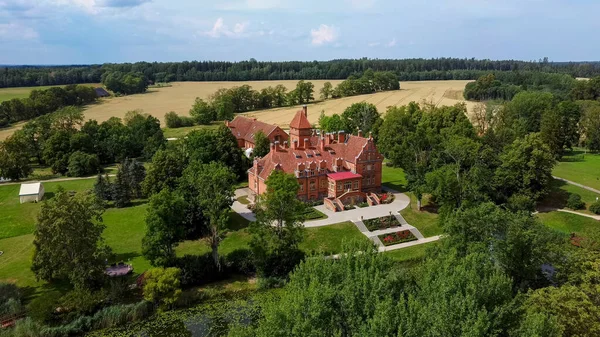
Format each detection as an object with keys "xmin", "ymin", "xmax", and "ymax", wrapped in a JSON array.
[
  {"xmin": 294, "ymin": 153, "xmax": 302, "ymax": 159},
  {"xmin": 315, "ymin": 152, "xmax": 321, "ymax": 157}
]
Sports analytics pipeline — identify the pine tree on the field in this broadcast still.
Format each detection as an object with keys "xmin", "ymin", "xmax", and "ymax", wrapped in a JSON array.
[
  {"xmin": 93, "ymin": 173, "xmax": 112, "ymax": 201},
  {"xmin": 112, "ymin": 167, "xmax": 131, "ymax": 208}
]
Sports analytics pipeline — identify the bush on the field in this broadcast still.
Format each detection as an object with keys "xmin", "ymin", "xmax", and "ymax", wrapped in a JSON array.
[
  {"xmin": 165, "ymin": 111, "xmax": 195, "ymax": 128},
  {"xmin": 27, "ymin": 291, "xmax": 62, "ymax": 324},
  {"xmin": 142, "ymin": 268, "xmax": 182, "ymax": 309},
  {"xmin": 59, "ymin": 288, "xmax": 106, "ymax": 316},
  {"xmin": 507, "ymin": 194, "xmax": 536, "ymax": 213},
  {"xmin": 0, "ymin": 283, "xmax": 22, "ymax": 316},
  {"xmin": 225, "ymin": 249, "xmax": 255, "ymax": 275},
  {"xmin": 357, "ymin": 202, "xmax": 369, "ymax": 208},
  {"xmin": 590, "ymin": 201, "xmax": 600, "ymax": 215},
  {"xmin": 67, "ymin": 151, "xmax": 100, "ymax": 177},
  {"xmin": 566, "ymin": 193, "xmax": 585, "ymax": 210},
  {"xmin": 175, "ymin": 254, "xmax": 224, "ymax": 287}
]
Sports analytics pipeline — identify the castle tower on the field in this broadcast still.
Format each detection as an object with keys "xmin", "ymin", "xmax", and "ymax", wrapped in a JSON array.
[{"xmin": 289, "ymin": 105, "xmax": 312, "ymax": 149}]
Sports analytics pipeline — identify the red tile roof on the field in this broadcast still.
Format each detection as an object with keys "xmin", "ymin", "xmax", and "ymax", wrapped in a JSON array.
[
  {"xmin": 289, "ymin": 109, "xmax": 312, "ymax": 129},
  {"xmin": 250, "ymin": 133, "xmax": 383, "ymax": 180},
  {"xmin": 327, "ymin": 172, "xmax": 363, "ymax": 181},
  {"xmin": 227, "ymin": 116, "xmax": 279, "ymax": 144}
]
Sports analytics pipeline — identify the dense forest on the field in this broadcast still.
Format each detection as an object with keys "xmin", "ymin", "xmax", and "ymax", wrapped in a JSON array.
[{"xmin": 2, "ymin": 58, "xmax": 600, "ymax": 88}]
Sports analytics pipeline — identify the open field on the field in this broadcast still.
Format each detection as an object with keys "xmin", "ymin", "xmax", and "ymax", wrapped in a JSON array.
[
  {"xmin": 553, "ymin": 149, "xmax": 600, "ymax": 191},
  {"xmin": 0, "ymin": 83, "xmax": 100, "ymax": 103},
  {"xmin": 0, "ymin": 80, "xmax": 474, "ymax": 141}
]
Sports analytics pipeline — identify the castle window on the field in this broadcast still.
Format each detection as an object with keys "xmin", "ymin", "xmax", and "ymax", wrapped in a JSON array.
[
  {"xmin": 300, "ymin": 183, "xmax": 304, "ymax": 192},
  {"xmin": 309, "ymin": 169, "xmax": 315, "ymax": 177},
  {"xmin": 337, "ymin": 183, "xmax": 342, "ymax": 191},
  {"xmin": 353, "ymin": 181, "xmax": 359, "ymax": 190},
  {"xmin": 310, "ymin": 180, "xmax": 316, "ymax": 191},
  {"xmin": 344, "ymin": 181, "xmax": 352, "ymax": 190}
]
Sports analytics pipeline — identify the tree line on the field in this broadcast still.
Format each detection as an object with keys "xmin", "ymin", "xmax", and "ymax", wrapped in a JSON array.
[
  {"xmin": 0, "ymin": 108, "xmax": 166, "ymax": 180},
  {"xmin": 0, "ymin": 84, "xmax": 97, "ymax": 128},
  {"xmin": 464, "ymin": 72, "xmax": 577, "ymax": 101},
  {"xmin": 3, "ymin": 58, "xmax": 600, "ymax": 88}
]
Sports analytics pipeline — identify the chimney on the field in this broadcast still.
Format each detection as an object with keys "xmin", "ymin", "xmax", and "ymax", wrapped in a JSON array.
[
  {"xmin": 325, "ymin": 133, "xmax": 331, "ymax": 146},
  {"xmin": 369, "ymin": 131, "xmax": 373, "ymax": 139},
  {"xmin": 293, "ymin": 140, "xmax": 299, "ymax": 150},
  {"xmin": 303, "ymin": 138, "xmax": 309, "ymax": 149},
  {"xmin": 338, "ymin": 131, "xmax": 345, "ymax": 143},
  {"xmin": 302, "ymin": 105, "xmax": 308, "ymax": 117},
  {"xmin": 357, "ymin": 130, "xmax": 363, "ymax": 138},
  {"xmin": 320, "ymin": 136, "xmax": 325, "ymax": 151},
  {"xmin": 283, "ymin": 141, "xmax": 288, "ymax": 149},
  {"xmin": 270, "ymin": 142, "xmax": 275, "ymax": 152},
  {"xmin": 274, "ymin": 141, "xmax": 280, "ymax": 151}
]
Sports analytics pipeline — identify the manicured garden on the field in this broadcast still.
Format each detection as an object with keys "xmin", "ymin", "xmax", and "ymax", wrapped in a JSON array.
[
  {"xmin": 378, "ymin": 230, "xmax": 417, "ymax": 246},
  {"xmin": 400, "ymin": 192, "xmax": 442, "ymax": 237},
  {"xmin": 553, "ymin": 149, "xmax": 600, "ymax": 191},
  {"xmin": 363, "ymin": 215, "xmax": 402, "ymax": 231}
]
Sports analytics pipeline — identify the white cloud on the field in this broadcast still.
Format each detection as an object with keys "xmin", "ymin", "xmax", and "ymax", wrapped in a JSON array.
[
  {"xmin": 205, "ymin": 17, "xmax": 250, "ymax": 38},
  {"xmin": 368, "ymin": 42, "xmax": 380, "ymax": 47},
  {"xmin": 0, "ymin": 22, "xmax": 38, "ymax": 40},
  {"xmin": 387, "ymin": 38, "xmax": 396, "ymax": 47},
  {"xmin": 310, "ymin": 24, "xmax": 338, "ymax": 46}
]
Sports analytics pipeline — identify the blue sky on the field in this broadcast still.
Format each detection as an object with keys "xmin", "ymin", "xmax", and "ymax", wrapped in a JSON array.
[{"xmin": 0, "ymin": 0, "xmax": 599, "ymax": 64}]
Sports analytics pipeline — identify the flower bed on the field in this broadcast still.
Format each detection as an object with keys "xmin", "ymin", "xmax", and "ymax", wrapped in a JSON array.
[
  {"xmin": 380, "ymin": 192, "xmax": 395, "ymax": 204},
  {"xmin": 363, "ymin": 215, "xmax": 401, "ymax": 231},
  {"xmin": 379, "ymin": 230, "xmax": 417, "ymax": 246}
]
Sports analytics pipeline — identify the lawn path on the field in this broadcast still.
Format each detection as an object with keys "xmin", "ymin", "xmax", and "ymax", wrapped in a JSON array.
[{"xmin": 553, "ymin": 176, "xmax": 600, "ymax": 195}]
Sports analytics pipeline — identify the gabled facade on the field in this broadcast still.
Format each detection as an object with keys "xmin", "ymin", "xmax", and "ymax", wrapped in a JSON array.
[
  {"xmin": 226, "ymin": 116, "xmax": 289, "ymax": 149},
  {"xmin": 247, "ymin": 107, "xmax": 384, "ymax": 211}
]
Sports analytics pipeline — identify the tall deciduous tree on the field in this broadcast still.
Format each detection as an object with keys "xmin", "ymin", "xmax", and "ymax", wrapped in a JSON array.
[
  {"xmin": 495, "ymin": 133, "xmax": 556, "ymax": 201},
  {"xmin": 142, "ymin": 189, "xmax": 187, "ymax": 267},
  {"xmin": 250, "ymin": 170, "xmax": 306, "ymax": 279},
  {"xmin": 179, "ymin": 161, "xmax": 236, "ymax": 270},
  {"xmin": 252, "ymin": 130, "xmax": 270, "ymax": 158},
  {"xmin": 0, "ymin": 134, "xmax": 32, "ymax": 180},
  {"xmin": 31, "ymin": 188, "xmax": 111, "ymax": 289},
  {"xmin": 142, "ymin": 144, "xmax": 188, "ymax": 196},
  {"xmin": 320, "ymin": 81, "xmax": 333, "ymax": 100},
  {"xmin": 189, "ymin": 98, "xmax": 215, "ymax": 125},
  {"xmin": 341, "ymin": 102, "xmax": 380, "ymax": 134}
]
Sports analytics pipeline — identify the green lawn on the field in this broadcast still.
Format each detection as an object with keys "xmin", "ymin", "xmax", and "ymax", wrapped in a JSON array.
[
  {"xmin": 537, "ymin": 211, "xmax": 600, "ymax": 237},
  {"xmin": 0, "ymin": 179, "xmax": 97, "ymax": 240},
  {"xmin": 382, "ymin": 164, "xmax": 408, "ymax": 192},
  {"xmin": 0, "ymin": 84, "xmax": 100, "ymax": 103},
  {"xmin": 384, "ymin": 241, "xmax": 438, "ymax": 268},
  {"xmin": 300, "ymin": 222, "xmax": 369, "ymax": 254},
  {"xmin": 539, "ymin": 178, "xmax": 600, "ymax": 214},
  {"xmin": 400, "ymin": 193, "xmax": 442, "ymax": 237},
  {"xmin": 553, "ymin": 149, "xmax": 600, "ymax": 191},
  {"xmin": 162, "ymin": 123, "xmax": 221, "ymax": 139}
]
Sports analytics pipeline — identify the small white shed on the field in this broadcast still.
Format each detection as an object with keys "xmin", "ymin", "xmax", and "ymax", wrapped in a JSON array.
[{"xmin": 19, "ymin": 182, "xmax": 45, "ymax": 204}]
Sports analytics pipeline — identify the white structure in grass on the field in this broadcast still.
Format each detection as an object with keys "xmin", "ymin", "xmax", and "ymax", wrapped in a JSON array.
[{"xmin": 19, "ymin": 182, "xmax": 45, "ymax": 204}]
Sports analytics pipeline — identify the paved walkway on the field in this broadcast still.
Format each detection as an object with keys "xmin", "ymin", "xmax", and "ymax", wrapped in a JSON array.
[
  {"xmin": 553, "ymin": 176, "xmax": 600, "ymax": 195},
  {"xmin": 556, "ymin": 208, "xmax": 600, "ymax": 221},
  {"xmin": 232, "ymin": 188, "xmax": 257, "ymax": 222}
]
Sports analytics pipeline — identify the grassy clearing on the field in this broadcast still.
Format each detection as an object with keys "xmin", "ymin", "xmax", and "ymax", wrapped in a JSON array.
[
  {"xmin": 554, "ymin": 149, "xmax": 600, "ymax": 191},
  {"xmin": 384, "ymin": 241, "xmax": 438, "ymax": 268},
  {"xmin": 537, "ymin": 211, "xmax": 600, "ymax": 237},
  {"xmin": 381, "ymin": 164, "xmax": 408, "ymax": 192},
  {"xmin": 400, "ymin": 193, "xmax": 442, "ymax": 237},
  {"xmin": 381, "ymin": 164, "xmax": 441, "ymax": 237},
  {"xmin": 237, "ymin": 195, "xmax": 251, "ymax": 205},
  {"xmin": 300, "ymin": 222, "xmax": 369, "ymax": 255},
  {"xmin": 0, "ymin": 178, "xmax": 97, "ymax": 240},
  {"xmin": 539, "ymin": 178, "xmax": 600, "ymax": 214},
  {"xmin": 0, "ymin": 84, "xmax": 100, "ymax": 103}
]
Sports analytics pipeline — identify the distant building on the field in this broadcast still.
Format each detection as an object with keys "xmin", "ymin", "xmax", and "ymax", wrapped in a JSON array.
[
  {"xmin": 226, "ymin": 116, "xmax": 289, "ymax": 150},
  {"xmin": 19, "ymin": 182, "xmax": 45, "ymax": 204},
  {"xmin": 247, "ymin": 107, "xmax": 384, "ymax": 211},
  {"xmin": 94, "ymin": 87, "xmax": 110, "ymax": 98}
]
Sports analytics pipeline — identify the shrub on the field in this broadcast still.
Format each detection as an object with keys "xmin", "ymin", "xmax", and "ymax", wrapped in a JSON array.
[
  {"xmin": 507, "ymin": 194, "xmax": 536, "ymax": 213},
  {"xmin": 165, "ymin": 111, "xmax": 195, "ymax": 128},
  {"xmin": 225, "ymin": 249, "xmax": 255, "ymax": 275},
  {"xmin": 0, "ymin": 283, "xmax": 22, "ymax": 316},
  {"xmin": 59, "ymin": 288, "xmax": 106, "ymax": 316},
  {"xmin": 566, "ymin": 193, "xmax": 585, "ymax": 210},
  {"xmin": 27, "ymin": 291, "xmax": 62, "ymax": 324},
  {"xmin": 67, "ymin": 151, "xmax": 100, "ymax": 177},
  {"xmin": 175, "ymin": 254, "xmax": 225, "ymax": 287},
  {"xmin": 142, "ymin": 267, "xmax": 182, "ymax": 309},
  {"xmin": 590, "ymin": 201, "xmax": 600, "ymax": 215},
  {"xmin": 357, "ymin": 202, "xmax": 369, "ymax": 208}
]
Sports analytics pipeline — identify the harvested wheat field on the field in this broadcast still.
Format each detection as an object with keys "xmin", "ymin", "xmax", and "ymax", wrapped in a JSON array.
[{"xmin": 0, "ymin": 80, "xmax": 474, "ymax": 140}]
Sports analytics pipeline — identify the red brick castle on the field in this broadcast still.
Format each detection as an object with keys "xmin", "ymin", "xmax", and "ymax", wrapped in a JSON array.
[{"xmin": 231, "ymin": 107, "xmax": 384, "ymax": 212}]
